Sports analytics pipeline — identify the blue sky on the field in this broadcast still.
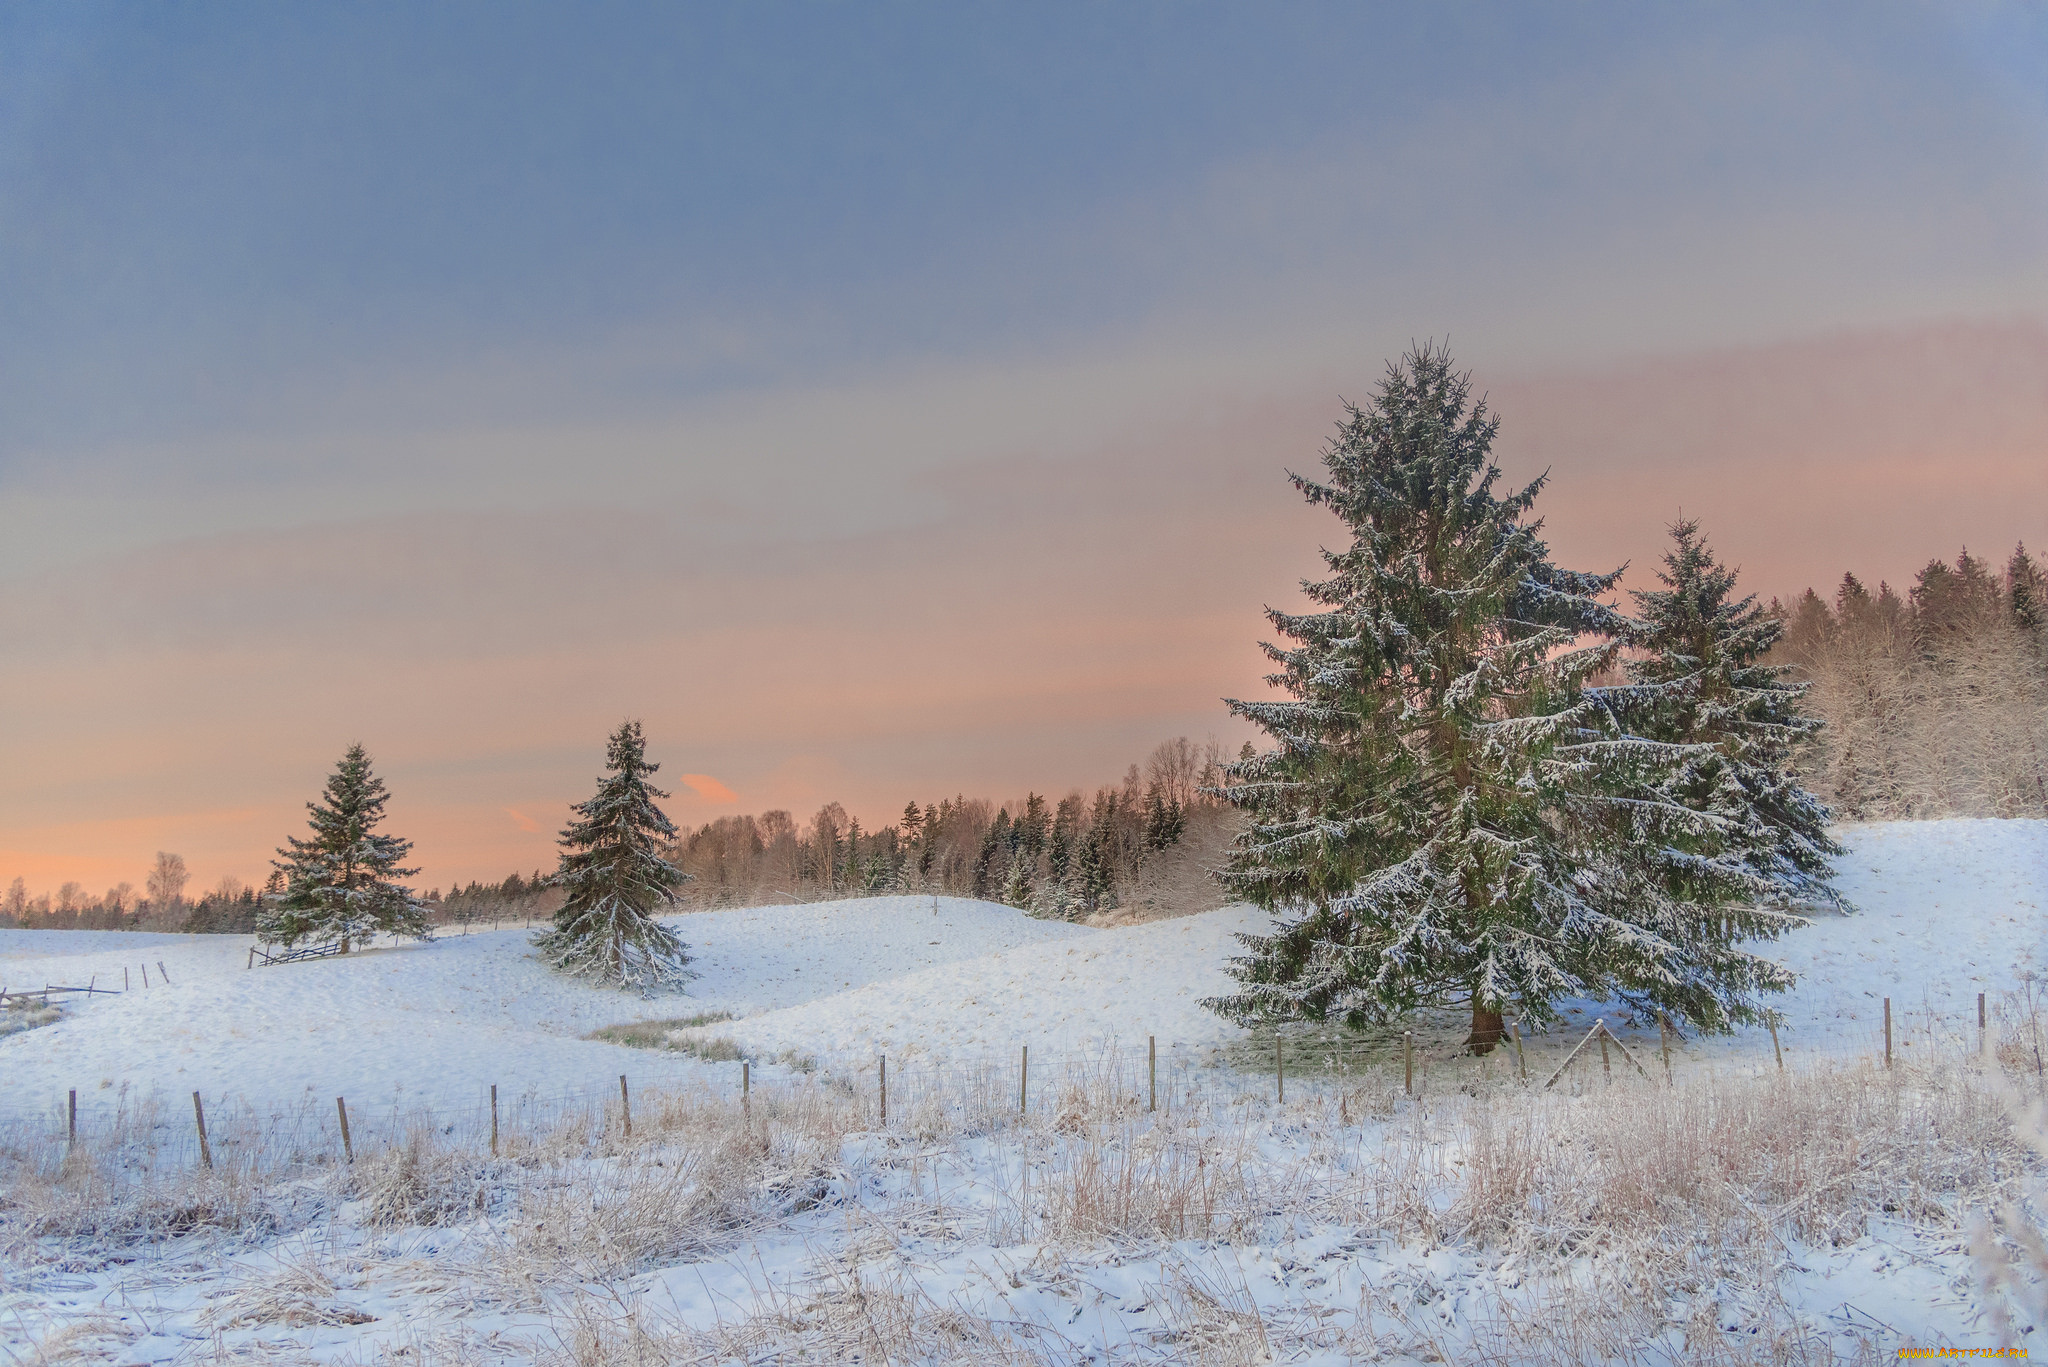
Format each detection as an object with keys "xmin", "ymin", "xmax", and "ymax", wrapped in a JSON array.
[
  {"xmin": 3, "ymin": 3, "xmax": 2045, "ymax": 888},
  {"xmin": 6, "ymin": 3, "xmax": 2041, "ymax": 454}
]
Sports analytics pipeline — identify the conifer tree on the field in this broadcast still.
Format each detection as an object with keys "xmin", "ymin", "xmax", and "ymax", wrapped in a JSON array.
[
  {"xmin": 1209, "ymin": 346, "xmax": 1799, "ymax": 1048},
  {"xmin": 1143, "ymin": 781, "xmax": 1186, "ymax": 850},
  {"xmin": 259, "ymin": 744, "xmax": 429, "ymax": 953},
  {"xmin": 1618, "ymin": 519, "xmax": 1845, "ymax": 925},
  {"xmin": 2008, "ymin": 543, "xmax": 2043, "ymax": 631},
  {"xmin": 533, "ymin": 721, "xmax": 694, "ymax": 991},
  {"xmin": 1000, "ymin": 850, "xmax": 1032, "ymax": 908}
]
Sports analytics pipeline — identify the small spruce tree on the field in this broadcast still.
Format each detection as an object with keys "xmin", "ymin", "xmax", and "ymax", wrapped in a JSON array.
[
  {"xmin": 533, "ymin": 721, "xmax": 694, "ymax": 991},
  {"xmin": 259, "ymin": 744, "xmax": 429, "ymax": 953},
  {"xmin": 1620, "ymin": 519, "xmax": 1845, "ymax": 920},
  {"xmin": 1208, "ymin": 346, "xmax": 1798, "ymax": 1048}
]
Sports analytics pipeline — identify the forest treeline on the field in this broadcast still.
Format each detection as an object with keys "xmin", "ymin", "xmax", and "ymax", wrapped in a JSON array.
[
  {"xmin": 1773, "ymin": 542, "xmax": 2047, "ymax": 820},
  {"xmin": 665, "ymin": 735, "xmax": 1238, "ymax": 920},
  {"xmin": 4, "ymin": 540, "xmax": 2041, "ymax": 936},
  {"xmin": 0, "ymin": 737, "xmax": 1239, "ymax": 932}
]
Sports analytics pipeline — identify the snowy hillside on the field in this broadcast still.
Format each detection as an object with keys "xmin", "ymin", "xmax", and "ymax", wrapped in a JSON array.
[
  {"xmin": 3, "ymin": 820, "xmax": 2044, "ymax": 1363},
  {"xmin": 2, "ymin": 820, "xmax": 2042, "ymax": 1121},
  {"xmin": 0, "ymin": 895, "xmax": 1090, "ymax": 1119}
]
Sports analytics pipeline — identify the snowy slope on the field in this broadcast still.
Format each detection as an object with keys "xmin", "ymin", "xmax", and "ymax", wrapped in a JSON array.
[
  {"xmin": 713, "ymin": 818, "xmax": 2048, "ymax": 1067},
  {"xmin": 712, "ymin": 907, "xmax": 1263, "ymax": 1064},
  {"xmin": 0, "ymin": 895, "xmax": 1088, "ymax": 1120},
  {"xmin": 1762, "ymin": 817, "xmax": 2045, "ymax": 1050},
  {"xmin": 1, "ymin": 821, "xmax": 2041, "ymax": 1120}
]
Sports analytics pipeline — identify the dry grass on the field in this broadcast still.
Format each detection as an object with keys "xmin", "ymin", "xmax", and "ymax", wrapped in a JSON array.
[
  {"xmin": 6, "ymin": 1023, "xmax": 2044, "ymax": 1364},
  {"xmin": 1, "ymin": 1001, "xmax": 65, "ymax": 1037},
  {"xmin": 586, "ymin": 1010, "xmax": 735, "ymax": 1051},
  {"xmin": 352, "ymin": 1129, "xmax": 508, "ymax": 1228},
  {"xmin": 201, "ymin": 1254, "xmax": 377, "ymax": 1330}
]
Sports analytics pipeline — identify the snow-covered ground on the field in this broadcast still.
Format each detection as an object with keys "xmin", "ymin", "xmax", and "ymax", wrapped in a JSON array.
[
  {"xmin": 2, "ymin": 820, "xmax": 2043, "ymax": 1363},
  {"xmin": 0, "ymin": 895, "xmax": 1092, "ymax": 1122},
  {"xmin": 4, "ymin": 820, "xmax": 2040, "ymax": 1124}
]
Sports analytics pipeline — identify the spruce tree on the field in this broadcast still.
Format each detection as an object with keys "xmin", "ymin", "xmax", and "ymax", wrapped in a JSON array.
[
  {"xmin": 1208, "ymin": 346, "xmax": 1798, "ymax": 1048},
  {"xmin": 2008, "ymin": 543, "xmax": 2043, "ymax": 631},
  {"xmin": 1619, "ymin": 519, "xmax": 1845, "ymax": 924},
  {"xmin": 533, "ymin": 721, "xmax": 694, "ymax": 991},
  {"xmin": 260, "ymin": 744, "xmax": 429, "ymax": 953}
]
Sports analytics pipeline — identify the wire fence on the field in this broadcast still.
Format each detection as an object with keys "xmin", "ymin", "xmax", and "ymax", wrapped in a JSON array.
[{"xmin": 10, "ymin": 980, "xmax": 2042, "ymax": 1184}]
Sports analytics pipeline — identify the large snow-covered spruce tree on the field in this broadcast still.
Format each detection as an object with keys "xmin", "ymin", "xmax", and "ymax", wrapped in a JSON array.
[
  {"xmin": 259, "ymin": 744, "xmax": 429, "ymax": 953},
  {"xmin": 533, "ymin": 720, "xmax": 694, "ymax": 991},
  {"xmin": 1207, "ymin": 346, "xmax": 1799, "ymax": 1048},
  {"xmin": 1617, "ymin": 519, "xmax": 1844, "ymax": 921}
]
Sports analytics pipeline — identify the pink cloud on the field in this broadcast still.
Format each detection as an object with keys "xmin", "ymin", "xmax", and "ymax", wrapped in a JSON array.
[{"xmin": 679, "ymin": 774, "xmax": 739, "ymax": 804}]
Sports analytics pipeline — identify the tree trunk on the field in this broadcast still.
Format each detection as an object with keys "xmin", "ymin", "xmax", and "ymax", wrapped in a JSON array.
[
  {"xmin": 339, "ymin": 936, "xmax": 351, "ymax": 955},
  {"xmin": 1464, "ymin": 1001, "xmax": 1505, "ymax": 1054}
]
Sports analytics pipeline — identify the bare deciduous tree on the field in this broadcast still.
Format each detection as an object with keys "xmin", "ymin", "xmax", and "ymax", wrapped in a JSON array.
[{"xmin": 146, "ymin": 851, "xmax": 190, "ymax": 911}]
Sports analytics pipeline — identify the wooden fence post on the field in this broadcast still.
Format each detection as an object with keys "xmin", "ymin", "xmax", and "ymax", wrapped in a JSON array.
[
  {"xmin": 1403, "ymin": 1031, "xmax": 1413, "ymax": 1097},
  {"xmin": 1979, "ymin": 992, "xmax": 1988, "ymax": 1056},
  {"xmin": 247, "ymin": 948, "xmax": 255, "ymax": 971},
  {"xmin": 192, "ymin": 1092, "xmax": 212, "ymax": 1170},
  {"xmin": 1767, "ymin": 1015, "xmax": 1784, "ymax": 1072},
  {"xmin": 1020, "ymin": 1045, "xmax": 1029, "ymax": 1116},
  {"xmin": 1659, "ymin": 1014, "xmax": 1672, "ymax": 1078},
  {"xmin": 1275, "ymin": 1035, "xmax": 1284, "ymax": 1104},
  {"xmin": 337, "ymin": 1097, "xmax": 353, "ymax": 1164},
  {"xmin": 139, "ymin": 964, "xmax": 148, "ymax": 988},
  {"xmin": 1883, "ymin": 998, "xmax": 1892, "ymax": 1069},
  {"xmin": 157, "ymin": 962, "xmax": 170, "ymax": 984},
  {"xmin": 489, "ymin": 1085, "xmax": 499, "ymax": 1157},
  {"xmin": 68, "ymin": 1089, "xmax": 76, "ymax": 1148},
  {"xmin": 619, "ymin": 1075, "xmax": 632, "ymax": 1138},
  {"xmin": 1599, "ymin": 1029, "xmax": 1611, "ymax": 1082},
  {"xmin": 879, "ymin": 1056, "xmax": 887, "ymax": 1126},
  {"xmin": 1148, "ymin": 1035, "xmax": 1156, "ymax": 1113},
  {"xmin": 1510, "ymin": 1019, "xmax": 1527, "ymax": 1083},
  {"xmin": 124, "ymin": 967, "xmax": 130, "ymax": 991},
  {"xmin": 1543, "ymin": 1020, "xmax": 1611, "ymax": 1090},
  {"xmin": 742, "ymin": 1061, "xmax": 750, "ymax": 1105}
]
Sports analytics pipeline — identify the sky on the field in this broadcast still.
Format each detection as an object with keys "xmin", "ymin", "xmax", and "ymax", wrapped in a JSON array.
[{"xmin": 3, "ymin": 2, "xmax": 2046, "ymax": 895}]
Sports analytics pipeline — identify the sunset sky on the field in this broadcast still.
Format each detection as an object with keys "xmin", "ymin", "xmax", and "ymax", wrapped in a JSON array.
[{"xmin": 4, "ymin": 3, "xmax": 2045, "ymax": 894}]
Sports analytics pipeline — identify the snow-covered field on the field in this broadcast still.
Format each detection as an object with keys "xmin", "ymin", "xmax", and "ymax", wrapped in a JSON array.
[
  {"xmin": 2, "ymin": 820, "xmax": 2044, "ymax": 1363},
  {"xmin": 3, "ymin": 820, "xmax": 2040, "ymax": 1123}
]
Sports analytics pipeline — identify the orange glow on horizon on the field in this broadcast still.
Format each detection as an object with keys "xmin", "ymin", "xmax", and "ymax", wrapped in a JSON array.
[{"xmin": 3, "ymin": 318, "xmax": 2041, "ymax": 897}]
